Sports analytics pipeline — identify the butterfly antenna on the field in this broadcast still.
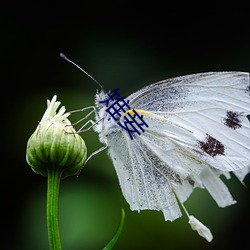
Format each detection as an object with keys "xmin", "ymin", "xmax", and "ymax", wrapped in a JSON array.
[{"xmin": 60, "ymin": 53, "xmax": 104, "ymax": 91}]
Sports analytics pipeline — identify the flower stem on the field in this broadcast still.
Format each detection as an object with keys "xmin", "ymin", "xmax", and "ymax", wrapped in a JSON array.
[{"xmin": 47, "ymin": 165, "xmax": 63, "ymax": 250}]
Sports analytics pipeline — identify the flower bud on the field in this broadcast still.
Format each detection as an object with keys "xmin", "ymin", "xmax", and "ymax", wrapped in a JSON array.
[{"xmin": 26, "ymin": 95, "xmax": 87, "ymax": 178}]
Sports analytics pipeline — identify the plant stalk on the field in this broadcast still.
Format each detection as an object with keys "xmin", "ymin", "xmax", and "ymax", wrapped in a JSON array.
[{"xmin": 47, "ymin": 165, "xmax": 63, "ymax": 250}]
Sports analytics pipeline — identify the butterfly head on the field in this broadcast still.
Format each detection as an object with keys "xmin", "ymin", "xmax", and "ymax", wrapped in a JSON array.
[{"xmin": 94, "ymin": 89, "xmax": 108, "ymax": 109}]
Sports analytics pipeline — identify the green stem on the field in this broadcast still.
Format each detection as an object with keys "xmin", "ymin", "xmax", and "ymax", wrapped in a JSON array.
[{"xmin": 47, "ymin": 165, "xmax": 63, "ymax": 250}]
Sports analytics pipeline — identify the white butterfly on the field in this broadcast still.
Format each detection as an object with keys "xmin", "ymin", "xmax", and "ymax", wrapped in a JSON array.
[
  {"xmin": 87, "ymin": 71, "xmax": 250, "ymax": 241},
  {"xmin": 59, "ymin": 53, "xmax": 250, "ymax": 242}
]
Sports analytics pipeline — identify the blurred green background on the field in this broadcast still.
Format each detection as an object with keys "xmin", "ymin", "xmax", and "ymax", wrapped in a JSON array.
[{"xmin": 2, "ymin": 2, "xmax": 250, "ymax": 250}]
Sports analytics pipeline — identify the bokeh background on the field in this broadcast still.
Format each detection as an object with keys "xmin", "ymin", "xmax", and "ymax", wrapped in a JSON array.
[{"xmin": 2, "ymin": 2, "xmax": 250, "ymax": 250}]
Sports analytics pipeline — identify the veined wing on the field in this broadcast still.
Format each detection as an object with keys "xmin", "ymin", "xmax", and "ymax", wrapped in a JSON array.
[
  {"xmin": 106, "ymin": 114, "xmax": 236, "ymax": 222},
  {"xmin": 127, "ymin": 72, "xmax": 250, "ymax": 173},
  {"xmin": 106, "ymin": 127, "xmax": 182, "ymax": 221},
  {"xmin": 128, "ymin": 72, "xmax": 249, "ymax": 113}
]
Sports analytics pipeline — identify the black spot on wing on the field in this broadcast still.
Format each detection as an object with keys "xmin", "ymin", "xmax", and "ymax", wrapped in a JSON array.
[
  {"xmin": 224, "ymin": 111, "xmax": 243, "ymax": 130},
  {"xmin": 199, "ymin": 135, "xmax": 225, "ymax": 157}
]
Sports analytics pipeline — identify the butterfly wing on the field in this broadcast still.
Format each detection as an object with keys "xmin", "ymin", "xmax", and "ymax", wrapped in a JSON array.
[
  {"xmin": 107, "ymin": 112, "xmax": 238, "ymax": 221},
  {"xmin": 106, "ymin": 126, "xmax": 183, "ymax": 221},
  {"xmin": 103, "ymin": 72, "xmax": 250, "ymax": 221},
  {"xmin": 128, "ymin": 72, "xmax": 250, "ymax": 173}
]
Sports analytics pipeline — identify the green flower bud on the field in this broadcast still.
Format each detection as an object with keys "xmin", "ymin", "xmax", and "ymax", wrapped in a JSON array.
[{"xmin": 26, "ymin": 95, "xmax": 87, "ymax": 178}]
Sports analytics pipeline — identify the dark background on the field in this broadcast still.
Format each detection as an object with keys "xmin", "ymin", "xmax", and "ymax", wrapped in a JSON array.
[{"xmin": 2, "ymin": 2, "xmax": 250, "ymax": 250}]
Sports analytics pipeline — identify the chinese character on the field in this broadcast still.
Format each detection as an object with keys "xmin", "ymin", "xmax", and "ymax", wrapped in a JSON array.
[
  {"xmin": 118, "ymin": 109, "xmax": 149, "ymax": 140},
  {"xmin": 99, "ymin": 89, "xmax": 149, "ymax": 139},
  {"xmin": 106, "ymin": 97, "xmax": 130, "ymax": 121}
]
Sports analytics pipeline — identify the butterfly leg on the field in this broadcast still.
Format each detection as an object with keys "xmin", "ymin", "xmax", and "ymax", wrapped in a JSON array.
[
  {"xmin": 70, "ymin": 106, "xmax": 96, "ymax": 125},
  {"xmin": 77, "ymin": 119, "xmax": 100, "ymax": 132},
  {"xmin": 85, "ymin": 145, "xmax": 108, "ymax": 165},
  {"xmin": 77, "ymin": 145, "xmax": 108, "ymax": 176},
  {"xmin": 69, "ymin": 106, "xmax": 101, "ymax": 132}
]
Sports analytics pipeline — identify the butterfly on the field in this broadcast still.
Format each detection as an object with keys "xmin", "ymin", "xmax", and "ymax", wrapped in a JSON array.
[
  {"xmin": 91, "ymin": 72, "xmax": 250, "ymax": 241},
  {"xmin": 61, "ymin": 55, "xmax": 250, "ymax": 241}
]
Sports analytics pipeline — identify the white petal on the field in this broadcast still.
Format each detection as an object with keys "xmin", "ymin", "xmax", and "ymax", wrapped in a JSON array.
[
  {"xmin": 40, "ymin": 95, "xmax": 71, "ymax": 125},
  {"xmin": 188, "ymin": 215, "xmax": 213, "ymax": 242}
]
